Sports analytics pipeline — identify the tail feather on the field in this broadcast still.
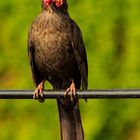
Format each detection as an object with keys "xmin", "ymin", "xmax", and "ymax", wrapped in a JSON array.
[{"xmin": 57, "ymin": 99, "xmax": 84, "ymax": 140}]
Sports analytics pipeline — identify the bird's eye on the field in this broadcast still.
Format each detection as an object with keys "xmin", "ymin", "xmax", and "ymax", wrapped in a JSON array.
[{"xmin": 55, "ymin": 0, "xmax": 63, "ymax": 7}]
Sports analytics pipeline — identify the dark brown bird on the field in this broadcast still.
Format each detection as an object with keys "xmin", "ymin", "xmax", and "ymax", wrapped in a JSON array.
[{"xmin": 28, "ymin": 0, "xmax": 88, "ymax": 140}]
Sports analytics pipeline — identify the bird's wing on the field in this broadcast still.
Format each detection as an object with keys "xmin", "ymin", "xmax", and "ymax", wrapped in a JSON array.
[
  {"xmin": 28, "ymin": 38, "xmax": 44, "ymax": 87},
  {"xmin": 71, "ymin": 22, "xmax": 88, "ymax": 89}
]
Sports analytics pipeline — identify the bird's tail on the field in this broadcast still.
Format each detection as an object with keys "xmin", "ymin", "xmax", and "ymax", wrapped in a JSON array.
[{"xmin": 57, "ymin": 99, "xmax": 84, "ymax": 140}]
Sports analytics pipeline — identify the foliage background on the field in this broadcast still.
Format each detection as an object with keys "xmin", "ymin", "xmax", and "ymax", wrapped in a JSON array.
[{"xmin": 0, "ymin": 0, "xmax": 140, "ymax": 139}]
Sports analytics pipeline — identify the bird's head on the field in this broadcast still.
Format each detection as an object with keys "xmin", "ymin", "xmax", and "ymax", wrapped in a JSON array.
[{"xmin": 43, "ymin": 0, "xmax": 64, "ymax": 7}]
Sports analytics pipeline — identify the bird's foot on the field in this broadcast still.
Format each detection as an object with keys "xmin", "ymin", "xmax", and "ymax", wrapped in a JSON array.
[
  {"xmin": 64, "ymin": 80, "xmax": 76, "ymax": 101},
  {"xmin": 33, "ymin": 81, "xmax": 45, "ymax": 103}
]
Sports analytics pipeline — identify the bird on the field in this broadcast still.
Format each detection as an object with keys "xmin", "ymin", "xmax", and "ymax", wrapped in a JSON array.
[{"xmin": 27, "ymin": 0, "xmax": 88, "ymax": 140}]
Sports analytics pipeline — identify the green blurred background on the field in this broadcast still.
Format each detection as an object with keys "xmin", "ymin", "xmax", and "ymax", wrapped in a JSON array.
[{"xmin": 0, "ymin": 0, "xmax": 140, "ymax": 139}]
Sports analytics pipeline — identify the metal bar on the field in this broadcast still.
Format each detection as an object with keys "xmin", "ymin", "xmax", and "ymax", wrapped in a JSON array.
[{"xmin": 0, "ymin": 89, "xmax": 140, "ymax": 99}]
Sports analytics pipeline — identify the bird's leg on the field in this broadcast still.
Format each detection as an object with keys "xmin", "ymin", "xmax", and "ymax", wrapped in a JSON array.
[
  {"xmin": 33, "ymin": 80, "xmax": 45, "ymax": 102},
  {"xmin": 64, "ymin": 80, "xmax": 76, "ymax": 101}
]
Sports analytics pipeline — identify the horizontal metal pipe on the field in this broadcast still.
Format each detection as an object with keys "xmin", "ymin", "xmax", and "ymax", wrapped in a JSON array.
[{"xmin": 0, "ymin": 89, "xmax": 140, "ymax": 99}]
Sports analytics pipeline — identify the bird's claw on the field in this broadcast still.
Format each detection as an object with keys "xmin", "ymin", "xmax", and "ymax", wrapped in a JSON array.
[
  {"xmin": 33, "ymin": 86, "xmax": 45, "ymax": 103},
  {"xmin": 64, "ymin": 81, "xmax": 76, "ymax": 101}
]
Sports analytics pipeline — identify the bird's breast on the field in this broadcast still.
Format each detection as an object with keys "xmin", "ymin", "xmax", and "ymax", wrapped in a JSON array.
[
  {"xmin": 34, "ymin": 28, "xmax": 74, "ymax": 76},
  {"xmin": 30, "ymin": 11, "xmax": 78, "ymax": 85}
]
